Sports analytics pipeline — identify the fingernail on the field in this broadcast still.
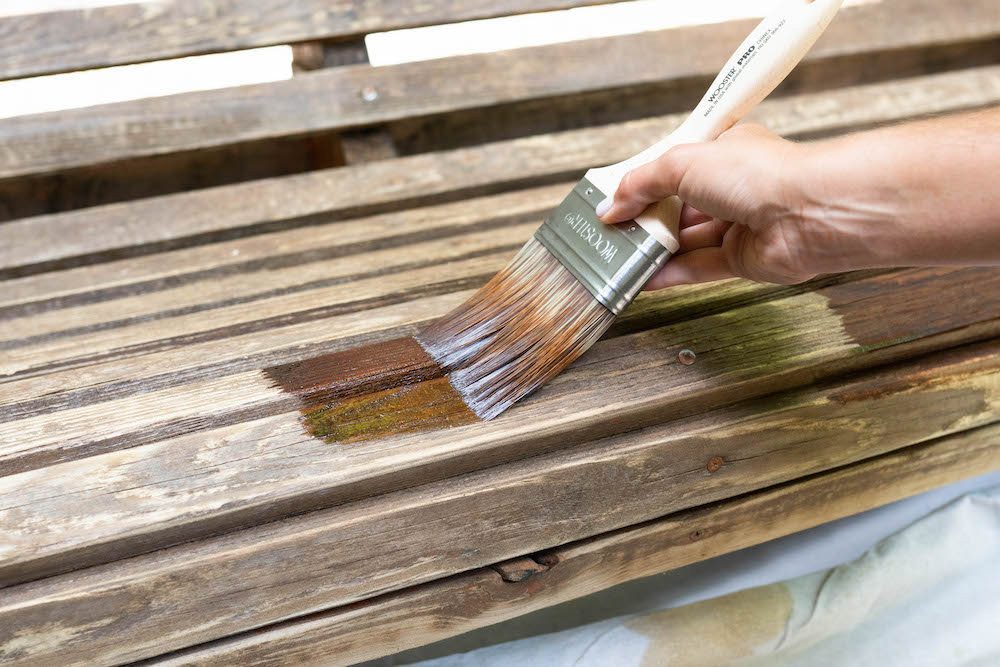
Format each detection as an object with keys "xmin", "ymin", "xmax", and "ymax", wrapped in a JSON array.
[{"xmin": 595, "ymin": 197, "xmax": 612, "ymax": 218}]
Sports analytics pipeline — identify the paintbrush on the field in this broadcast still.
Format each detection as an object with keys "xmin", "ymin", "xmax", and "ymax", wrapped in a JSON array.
[{"xmin": 418, "ymin": 0, "xmax": 845, "ymax": 420}]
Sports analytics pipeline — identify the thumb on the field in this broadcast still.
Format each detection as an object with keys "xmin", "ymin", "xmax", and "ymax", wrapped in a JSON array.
[{"xmin": 596, "ymin": 143, "xmax": 701, "ymax": 224}]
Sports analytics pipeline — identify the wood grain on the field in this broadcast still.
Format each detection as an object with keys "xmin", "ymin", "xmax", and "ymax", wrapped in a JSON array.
[
  {"xmin": 390, "ymin": 37, "xmax": 1000, "ymax": 155},
  {"xmin": 301, "ymin": 377, "xmax": 478, "ymax": 443},
  {"xmin": 0, "ymin": 0, "xmax": 626, "ymax": 80},
  {"xmin": 147, "ymin": 421, "xmax": 1000, "ymax": 666},
  {"xmin": 4, "ymin": 63, "xmax": 999, "ymax": 276},
  {"xmin": 1, "ymin": 266, "xmax": 998, "ymax": 566},
  {"xmin": 2, "ymin": 264, "xmax": 997, "ymax": 476},
  {"xmin": 1, "ymin": 0, "xmax": 997, "ymax": 182},
  {"xmin": 1, "ymin": 342, "xmax": 997, "ymax": 664},
  {"xmin": 2, "ymin": 4, "xmax": 998, "ymax": 664},
  {"xmin": 0, "ymin": 182, "xmax": 561, "ymax": 309},
  {"xmin": 0, "ymin": 132, "xmax": 346, "ymax": 224},
  {"xmin": 263, "ymin": 337, "xmax": 440, "ymax": 406}
]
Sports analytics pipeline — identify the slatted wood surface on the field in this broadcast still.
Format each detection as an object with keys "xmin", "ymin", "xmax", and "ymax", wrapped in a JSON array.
[
  {"xmin": 0, "ymin": 0, "xmax": 628, "ymax": 80},
  {"xmin": 2, "ymin": 1, "xmax": 999, "ymax": 665},
  {"xmin": 3, "ymin": 0, "xmax": 999, "ymax": 181}
]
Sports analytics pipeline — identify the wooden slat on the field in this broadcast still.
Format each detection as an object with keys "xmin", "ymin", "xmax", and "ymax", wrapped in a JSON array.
[
  {"xmin": 0, "ymin": 0, "xmax": 625, "ymax": 81},
  {"xmin": 387, "ymin": 37, "xmax": 1000, "ymax": 155},
  {"xmin": 0, "ymin": 131, "xmax": 349, "ymax": 224},
  {"xmin": 1, "ymin": 0, "xmax": 996, "ymax": 182},
  {"xmin": 148, "ymin": 422, "xmax": 1000, "ymax": 666},
  {"xmin": 1, "ymin": 342, "xmax": 997, "ymax": 665},
  {"xmin": 0, "ymin": 184, "xmax": 557, "ymax": 320},
  {"xmin": 3, "ymin": 264, "xmax": 997, "ymax": 471},
  {"xmin": 0, "ymin": 179, "xmax": 827, "ymax": 388},
  {"xmin": 4, "ymin": 62, "xmax": 1000, "ymax": 277},
  {"xmin": 2, "ymin": 266, "xmax": 998, "ymax": 585}
]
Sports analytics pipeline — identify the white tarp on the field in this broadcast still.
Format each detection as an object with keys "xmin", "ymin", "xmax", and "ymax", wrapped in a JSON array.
[{"xmin": 404, "ymin": 476, "xmax": 1000, "ymax": 667}]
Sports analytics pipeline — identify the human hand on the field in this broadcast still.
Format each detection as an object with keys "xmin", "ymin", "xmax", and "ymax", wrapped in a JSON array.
[
  {"xmin": 597, "ymin": 109, "xmax": 1000, "ymax": 290},
  {"xmin": 596, "ymin": 124, "xmax": 829, "ymax": 289}
]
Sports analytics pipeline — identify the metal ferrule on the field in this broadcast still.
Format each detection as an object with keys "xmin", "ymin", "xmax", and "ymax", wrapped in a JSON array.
[{"xmin": 534, "ymin": 178, "xmax": 672, "ymax": 316}]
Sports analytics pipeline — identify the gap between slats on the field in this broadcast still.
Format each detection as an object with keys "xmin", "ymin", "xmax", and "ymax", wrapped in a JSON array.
[{"xmin": 0, "ymin": 0, "xmax": 996, "ymax": 183}]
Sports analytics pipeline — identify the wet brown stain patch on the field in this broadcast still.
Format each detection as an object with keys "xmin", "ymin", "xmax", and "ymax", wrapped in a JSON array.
[
  {"xmin": 264, "ymin": 337, "xmax": 478, "ymax": 443},
  {"xmin": 264, "ymin": 337, "xmax": 441, "ymax": 405},
  {"xmin": 302, "ymin": 377, "xmax": 477, "ymax": 443},
  {"xmin": 626, "ymin": 582, "xmax": 794, "ymax": 666}
]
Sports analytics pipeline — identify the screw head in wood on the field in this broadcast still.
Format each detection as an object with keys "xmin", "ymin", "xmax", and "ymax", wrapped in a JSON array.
[
  {"xmin": 360, "ymin": 86, "xmax": 379, "ymax": 102},
  {"xmin": 707, "ymin": 456, "xmax": 723, "ymax": 473},
  {"xmin": 678, "ymin": 348, "xmax": 696, "ymax": 365}
]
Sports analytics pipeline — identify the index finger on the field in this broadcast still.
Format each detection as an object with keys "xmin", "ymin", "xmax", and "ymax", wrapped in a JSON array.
[{"xmin": 596, "ymin": 143, "xmax": 701, "ymax": 223}]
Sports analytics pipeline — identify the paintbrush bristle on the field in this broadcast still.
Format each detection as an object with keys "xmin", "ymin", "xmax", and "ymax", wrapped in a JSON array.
[{"xmin": 416, "ymin": 237, "xmax": 615, "ymax": 420}]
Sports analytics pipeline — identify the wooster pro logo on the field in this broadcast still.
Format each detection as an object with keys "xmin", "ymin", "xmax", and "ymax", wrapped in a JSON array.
[
  {"xmin": 707, "ymin": 46, "xmax": 755, "ymax": 104},
  {"xmin": 563, "ymin": 213, "xmax": 619, "ymax": 263},
  {"xmin": 707, "ymin": 67, "xmax": 738, "ymax": 104}
]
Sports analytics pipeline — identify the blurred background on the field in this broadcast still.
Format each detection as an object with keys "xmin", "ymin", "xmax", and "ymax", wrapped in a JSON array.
[{"xmin": 1, "ymin": 0, "xmax": 875, "ymax": 119}]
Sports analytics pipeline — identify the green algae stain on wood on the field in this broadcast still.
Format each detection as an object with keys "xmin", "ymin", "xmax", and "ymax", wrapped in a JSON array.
[{"xmin": 302, "ymin": 377, "xmax": 477, "ymax": 443}]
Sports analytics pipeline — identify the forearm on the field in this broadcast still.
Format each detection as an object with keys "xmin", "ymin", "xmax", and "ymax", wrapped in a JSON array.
[{"xmin": 796, "ymin": 107, "xmax": 1000, "ymax": 272}]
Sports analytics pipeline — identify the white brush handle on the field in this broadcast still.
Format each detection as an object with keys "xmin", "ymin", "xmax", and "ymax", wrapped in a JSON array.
[{"xmin": 587, "ymin": 0, "xmax": 844, "ymax": 252}]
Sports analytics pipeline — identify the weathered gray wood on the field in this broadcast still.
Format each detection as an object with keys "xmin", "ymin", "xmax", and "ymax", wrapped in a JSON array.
[
  {"xmin": 1, "ymin": 267, "xmax": 998, "ymax": 586},
  {"xmin": 390, "ymin": 37, "xmax": 1000, "ymax": 154},
  {"xmin": 0, "ymin": 132, "xmax": 349, "ymax": 223},
  {"xmin": 0, "ymin": 181, "xmax": 564, "ymax": 311},
  {"xmin": 4, "ymin": 63, "xmax": 1000, "ymax": 277},
  {"xmin": 1, "ymin": 0, "xmax": 996, "ymax": 182},
  {"xmin": 1, "ymin": 342, "xmax": 997, "ymax": 665},
  {"xmin": 1, "ymin": 4, "xmax": 997, "ymax": 664},
  {"xmin": 0, "ymin": 0, "xmax": 626, "ymax": 80},
  {"xmin": 146, "ymin": 421, "xmax": 1000, "ymax": 667},
  {"xmin": 3, "ymin": 263, "xmax": 997, "ymax": 472}
]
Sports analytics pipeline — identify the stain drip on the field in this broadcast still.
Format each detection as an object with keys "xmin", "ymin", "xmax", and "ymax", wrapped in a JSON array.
[{"xmin": 264, "ymin": 337, "xmax": 478, "ymax": 443}]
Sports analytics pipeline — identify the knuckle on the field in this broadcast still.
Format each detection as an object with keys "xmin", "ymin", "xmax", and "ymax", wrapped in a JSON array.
[
  {"xmin": 725, "ymin": 123, "xmax": 767, "ymax": 138},
  {"xmin": 663, "ymin": 143, "xmax": 695, "ymax": 165},
  {"xmin": 617, "ymin": 169, "xmax": 642, "ymax": 203}
]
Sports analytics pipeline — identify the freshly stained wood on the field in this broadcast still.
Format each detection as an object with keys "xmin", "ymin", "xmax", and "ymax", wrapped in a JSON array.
[
  {"xmin": 4, "ymin": 63, "xmax": 1000, "ymax": 276},
  {"xmin": 2, "ymin": 0, "xmax": 998, "ymax": 181},
  {"xmin": 1, "ymin": 342, "xmax": 997, "ymax": 665},
  {"xmin": 264, "ymin": 337, "xmax": 440, "ymax": 405},
  {"xmin": 1, "ymin": 267, "xmax": 998, "ymax": 587},
  {"xmin": 149, "ymin": 422, "xmax": 1000, "ymax": 667},
  {"xmin": 0, "ymin": 0, "xmax": 626, "ymax": 80},
  {"xmin": 3, "ymin": 265, "xmax": 998, "ymax": 473}
]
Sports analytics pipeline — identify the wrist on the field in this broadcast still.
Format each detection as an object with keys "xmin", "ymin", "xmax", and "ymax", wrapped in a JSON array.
[{"xmin": 789, "ymin": 137, "xmax": 910, "ymax": 273}]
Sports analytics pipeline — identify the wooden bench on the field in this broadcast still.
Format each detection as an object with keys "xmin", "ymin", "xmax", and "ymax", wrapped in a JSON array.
[{"xmin": 1, "ymin": 1, "xmax": 999, "ymax": 664}]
